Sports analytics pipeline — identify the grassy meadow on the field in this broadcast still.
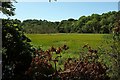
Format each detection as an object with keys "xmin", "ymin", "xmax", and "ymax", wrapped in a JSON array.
[{"xmin": 26, "ymin": 33, "xmax": 112, "ymax": 59}]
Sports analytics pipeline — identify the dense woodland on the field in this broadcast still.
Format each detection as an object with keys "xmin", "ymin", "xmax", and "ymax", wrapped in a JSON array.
[{"xmin": 16, "ymin": 11, "xmax": 120, "ymax": 34}]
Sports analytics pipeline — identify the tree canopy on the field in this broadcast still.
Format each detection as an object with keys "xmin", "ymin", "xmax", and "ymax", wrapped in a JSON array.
[
  {"xmin": 2, "ymin": 2, "xmax": 34, "ymax": 80},
  {"xmin": 20, "ymin": 11, "xmax": 119, "ymax": 34},
  {"xmin": 1, "ymin": 2, "xmax": 15, "ymax": 16}
]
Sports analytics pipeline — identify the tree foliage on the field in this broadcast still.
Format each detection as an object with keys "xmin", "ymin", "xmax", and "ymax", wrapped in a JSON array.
[
  {"xmin": 21, "ymin": 11, "xmax": 119, "ymax": 34},
  {"xmin": 2, "ymin": 2, "xmax": 34, "ymax": 80},
  {"xmin": 2, "ymin": 19, "xmax": 33, "ymax": 80},
  {"xmin": 1, "ymin": 2, "xmax": 15, "ymax": 16},
  {"xmin": 25, "ymin": 45, "xmax": 110, "ymax": 80}
]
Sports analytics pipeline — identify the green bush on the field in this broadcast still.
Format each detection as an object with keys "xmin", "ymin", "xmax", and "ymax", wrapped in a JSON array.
[{"xmin": 2, "ymin": 19, "xmax": 33, "ymax": 80}]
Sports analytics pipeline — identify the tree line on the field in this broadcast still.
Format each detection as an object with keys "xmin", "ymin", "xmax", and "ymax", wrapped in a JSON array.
[{"xmin": 15, "ymin": 11, "xmax": 120, "ymax": 34}]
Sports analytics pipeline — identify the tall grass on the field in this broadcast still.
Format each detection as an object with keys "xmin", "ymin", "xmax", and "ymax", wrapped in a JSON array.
[{"xmin": 26, "ymin": 33, "xmax": 111, "ymax": 61}]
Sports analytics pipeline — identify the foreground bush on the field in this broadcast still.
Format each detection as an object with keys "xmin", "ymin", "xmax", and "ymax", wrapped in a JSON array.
[
  {"xmin": 25, "ymin": 45, "xmax": 110, "ymax": 80},
  {"xmin": 2, "ymin": 19, "xmax": 33, "ymax": 80}
]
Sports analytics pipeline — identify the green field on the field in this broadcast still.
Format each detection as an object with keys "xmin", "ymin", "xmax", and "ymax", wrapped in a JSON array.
[{"xmin": 26, "ymin": 33, "xmax": 112, "ymax": 58}]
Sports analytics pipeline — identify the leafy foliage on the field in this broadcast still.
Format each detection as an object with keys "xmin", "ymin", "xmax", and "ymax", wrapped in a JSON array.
[
  {"xmin": 110, "ymin": 11, "xmax": 120, "ymax": 79},
  {"xmin": 58, "ymin": 45, "xmax": 110, "ymax": 80},
  {"xmin": 21, "ymin": 11, "xmax": 119, "ymax": 34},
  {"xmin": 25, "ymin": 45, "xmax": 110, "ymax": 80},
  {"xmin": 1, "ymin": 2, "xmax": 15, "ymax": 16},
  {"xmin": 21, "ymin": 19, "xmax": 58, "ymax": 34},
  {"xmin": 25, "ymin": 45, "xmax": 69, "ymax": 80},
  {"xmin": 2, "ymin": 19, "xmax": 33, "ymax": 80}
]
